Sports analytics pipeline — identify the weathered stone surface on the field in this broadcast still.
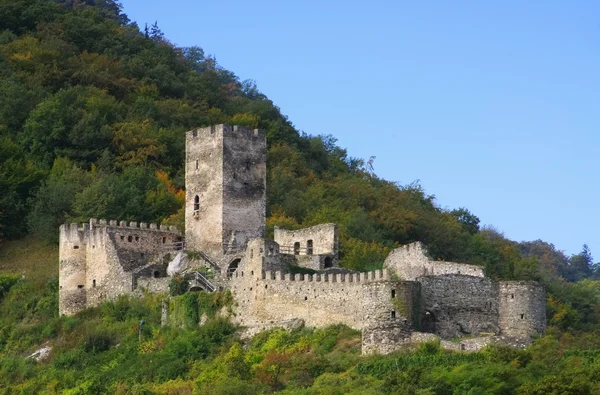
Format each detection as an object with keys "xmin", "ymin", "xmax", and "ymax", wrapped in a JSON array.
[
  {"xmin": 185, "ymin": 124, "xmax": 266, "ymax": 261},
  {"xmin": 274, "ymin": 224, "xmax": 338, "ymax": 269},
  {"xmin": 58, "ymin": 221, "xmax": 179, "ymax": 315},
  {"xmin": 385, "ymin": 242, "xmax": 484, "ymax": 280},
  {"xmin": 417, "ymin": 275, "xmax": 500, "ymax": 339}
]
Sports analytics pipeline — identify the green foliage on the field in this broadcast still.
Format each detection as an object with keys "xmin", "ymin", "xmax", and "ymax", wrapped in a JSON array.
[{"xmin": 169, "ymin": 274, "xmax": 188, "ymax": 296}]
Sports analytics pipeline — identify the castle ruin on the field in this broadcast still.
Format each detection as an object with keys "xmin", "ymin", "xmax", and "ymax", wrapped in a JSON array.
[{"xmin": 59, "ymin": 124, "xmax": 546, "ymax": 354}]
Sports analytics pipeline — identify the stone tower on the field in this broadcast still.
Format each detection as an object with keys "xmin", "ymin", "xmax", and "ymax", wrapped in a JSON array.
[
  {"xmin": 59, "ymin": 223, "xmax": 88, "ymax": 315},
  {"xmin": 185, "ymin": 124, "xmax": 266, "ymax": 261}
]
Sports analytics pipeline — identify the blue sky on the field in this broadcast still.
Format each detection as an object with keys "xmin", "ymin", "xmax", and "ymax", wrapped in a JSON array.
[{"xmin": 121, "ymin": 0, "xmax": 600, "ymax": 258}]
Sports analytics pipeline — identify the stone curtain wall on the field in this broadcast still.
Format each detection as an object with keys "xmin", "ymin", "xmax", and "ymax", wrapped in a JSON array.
[
  {"xmin": 498, "ymin": 281, "xmax": 546, "ymax": 336},
  {"xmin": 384, "ymin": 242, "xmax": 484, "ymax": 280},
  {"xmin": 417, "ymin": 275, "xmax": 500, "ymax": 338},
  {"xmin": 230, "ymin": 268, "xmax": 393, "ymax": 330}
]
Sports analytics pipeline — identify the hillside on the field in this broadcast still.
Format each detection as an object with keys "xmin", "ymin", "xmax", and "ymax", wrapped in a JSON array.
[{"xmin": 1, "ymin": 0, "xmax": 600, "ymax": 393}]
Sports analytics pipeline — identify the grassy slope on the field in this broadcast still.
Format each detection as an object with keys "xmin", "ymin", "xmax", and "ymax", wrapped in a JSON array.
[{"xmin": 0, "ymin": 237, "xmax": 58, "ymax": 282}]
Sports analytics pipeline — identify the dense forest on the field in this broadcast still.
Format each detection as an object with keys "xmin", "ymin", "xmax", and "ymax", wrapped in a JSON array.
[{"xmin": 0, "ymin": 0, "xmax": 599, "ymax": 393}]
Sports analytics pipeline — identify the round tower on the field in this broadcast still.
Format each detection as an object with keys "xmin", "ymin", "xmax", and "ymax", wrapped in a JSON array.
[
  {"xmin": 498, "ymin": 281, "xmax": 546, "ymax": 336},
  {"xmin": 59, "ymin": 223, "xmax": 88, "ymax": 315},
  {"xmin": 361, "ymin": 280, "xmax": 420, "ymax": 355}
]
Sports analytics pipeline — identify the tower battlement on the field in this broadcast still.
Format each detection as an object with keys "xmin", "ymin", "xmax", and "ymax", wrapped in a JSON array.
[{"xmin": 187, "ymin": 124, "xmax": 265, "ymax": 140}]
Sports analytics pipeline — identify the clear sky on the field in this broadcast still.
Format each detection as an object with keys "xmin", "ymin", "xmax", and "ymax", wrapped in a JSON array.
[{"xmin": 121, "ymin": 0, "xmax": 600, "ymax": 258}]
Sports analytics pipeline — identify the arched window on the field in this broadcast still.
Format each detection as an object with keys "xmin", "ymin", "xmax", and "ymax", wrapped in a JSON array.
[
  {"xmin": 227, "ymin": 259, "xmax": 241, "ymax": 278},
  {"xmin": 194, "ymin": 195, "xmax": 200, "ymax": 211}
]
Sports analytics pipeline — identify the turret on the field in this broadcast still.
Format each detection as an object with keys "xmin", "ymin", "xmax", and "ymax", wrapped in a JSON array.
[{"xmin": 59, "ymin": 223, "xmax": 89, "ymax": 315}]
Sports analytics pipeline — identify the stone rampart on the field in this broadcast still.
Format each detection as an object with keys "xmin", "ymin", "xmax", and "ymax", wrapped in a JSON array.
[
  {"xmin": 384, "ymin": 242, "xmax": 484, "ymax": 280},
  {"xmin": 417, "ymin": 275, "xmax": 499, "ymax": 338},
  {"xmin": 231, "ymin": 268, "xmax": 392, "ymax": 331}
]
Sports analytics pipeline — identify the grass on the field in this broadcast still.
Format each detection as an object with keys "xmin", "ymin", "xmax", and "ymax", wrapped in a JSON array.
[{"xmin": 0, "ymin": 236, "xmax": 58, "ymax": 282}]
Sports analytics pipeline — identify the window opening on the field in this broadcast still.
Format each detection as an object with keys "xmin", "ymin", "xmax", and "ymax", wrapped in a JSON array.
[
  {"xmin": 77, "ymin": 284, "xmax": 84, "ymax": 289},
  {"xmin": 135, "ymin": 236, "xmax": 139, "ymax": 242},
  {"xmin": 73, "ymin": 245, "xmax": 79, "ymax": 249},
  {"xmin": 294, "ymin": 242, "xmax": 300, "ymax": 255},
  {"xmin": 162, "ymin": 237, "xmax": 166, "ymax": 244},
  {"xmin": 520, "ymin": 314, "xmax": 524, "ymax": 319},
  {"xmin": 195, "ymin": 160, "xmax": 199, "ymax": 169},
  {"xmin": 391, "ymin": 311, "xmax": 396, "ymax": 319},
  {"xmin": 324, "ymin": 257, "xmax": 333, "ymax": 268},
  {"xmin": 154, "ymin": 271, "xmax": 160, "ymax": 278},
  {"xmin": 128, "ymin": 235, "xmax": 133, "ymax": 242},
  {"xmin": 92, "ymin": 280, "xmax": 96, "ymax": 287},
  {"xmin": 307, "ymin": 240, "xmax": 313, "ymax": 255},
  {"xmin": 194, "ymin": 195, "xmax": 200, "ymax": 211},
  {"xmin": 391, "ymin": 289, "xmax": 396, "ymax": 298},
  {"xmin": 227, "ymin": 259, "xmax": 241, "ymax": 278}
]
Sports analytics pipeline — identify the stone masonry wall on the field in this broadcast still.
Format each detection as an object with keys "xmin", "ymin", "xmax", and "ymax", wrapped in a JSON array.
[
  {"xmin": 222, "ymin": 125, "xmax": 267, "ymax": 254},
  {"xmin": 498, "ymin": 281, "xmax": 546, "ymax": 336},
  {"xmin": 274, "ymin": 224, "xmax": 338, "ymax": 269},
  {"xmin": 417, "ymin": 275, "xmax": 500, "ymax": 338},
  {"xmin": 59, "ymin": 223, "xmax": 87, "ymax": 316},
  {"xmin": 185, "ymin": 125, "xmax": 266, "ymax": 261},
  {"xmin": 230, "ymin": 267, "xmax": 392, "ymax": 331},
  {"xmin": 59, "ymin": 219, "xmax": 180, "ymax": 315},
  {"xmin": 361, "ymin": 281, "xmax": 420, "ymax": 355},
  {"xmin": 384, "ymin": 242, "xmax": 484, "ymax": 280},
  {"xmin": 185, "ymin": 125, "xmax": 225, "ymax": 258}
]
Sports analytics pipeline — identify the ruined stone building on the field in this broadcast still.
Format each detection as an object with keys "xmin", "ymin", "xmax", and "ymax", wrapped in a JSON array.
[{"xmin": 59, "ymin": 124, "xmax": 546, "ymax": 354}]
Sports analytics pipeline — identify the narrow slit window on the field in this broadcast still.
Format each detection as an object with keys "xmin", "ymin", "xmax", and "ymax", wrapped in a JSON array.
[
  {"xmin": 391, "ymin": 289, "xmax": 396, "ymax": 298},
  {"xmin": 307, "ymin": 240, "xmax": 313, "ymax": 255},
  {"xmin": 294, "ymin": 242, "xmax": 300, "ymax": 255},
  {"xmin": 391, "ymin": 311, "xmax": 396, "ymax": 319},
  {"xmin": 93, "ymin": 279, "xmax": 96, "ymax": 287},
  {"xmin": 195, "ymin": 160, "xmax": 199, "ymax": 170},
  {"xmin": 194, "ymin": 195, "xmax": 200, "ymax": 211}
]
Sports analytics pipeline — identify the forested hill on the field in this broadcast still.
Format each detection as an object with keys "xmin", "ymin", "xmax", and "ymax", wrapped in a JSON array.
[{"xmin": 0, "ymin": 1, "xmax": 598, "ymax": 307}]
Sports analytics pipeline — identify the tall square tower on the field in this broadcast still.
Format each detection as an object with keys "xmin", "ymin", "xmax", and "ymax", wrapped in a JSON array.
[{"xmin": 185, "ymin": 124, "xmax": 266, "ymax": 260}]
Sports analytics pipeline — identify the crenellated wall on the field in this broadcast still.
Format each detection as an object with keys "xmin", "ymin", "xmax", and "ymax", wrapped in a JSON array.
[
  {"xmin": 59, "ymin": 218, "xmax": 181, "ymax": 315},
  {"xmin": 231, "ymin": 268, "xmax": 390, "ymax": 328},
  {"xmin": 384, "ymin": 242, "xmax": 484, "ymax": 280}
]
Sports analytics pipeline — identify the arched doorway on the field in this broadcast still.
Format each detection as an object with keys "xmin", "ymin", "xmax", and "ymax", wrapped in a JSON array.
[{"xmin": 227, "ymin": 258, "xmax": 241, "ymax": 278}]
